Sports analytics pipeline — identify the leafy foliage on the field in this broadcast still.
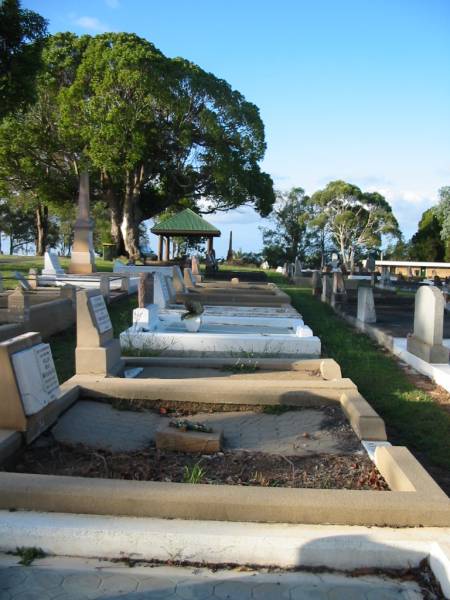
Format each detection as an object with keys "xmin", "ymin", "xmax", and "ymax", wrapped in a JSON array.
[
  {"xmin": 310, "ymin": 180, "xmax": 400, "ymax": 270},
  {"xmin": 0, "ymin": 0, "xmax": 48, "ymax": 118}
]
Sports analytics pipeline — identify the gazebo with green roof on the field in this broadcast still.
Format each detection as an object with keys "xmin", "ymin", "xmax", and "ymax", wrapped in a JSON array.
[{"xmin": 151, "ymin": 208, "xmax": 221, "ymax": 261}]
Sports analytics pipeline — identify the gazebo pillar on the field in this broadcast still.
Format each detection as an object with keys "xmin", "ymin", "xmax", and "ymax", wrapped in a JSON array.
[
  {"xmin": 164, "ymin": 236, "xmax": 170, "ymax": 261},
  {"xmin": 157, "ymin": 235, "xmax": 163, "ymax": 261},
  {"xmin": 207, "ymin": 237, "xmax": 213, "ymax": 254}
]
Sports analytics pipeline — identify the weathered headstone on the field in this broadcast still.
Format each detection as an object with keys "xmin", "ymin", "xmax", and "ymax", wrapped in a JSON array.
[
  {"xmin": 380, "ymin": 267, "xmax": 391, "ymax": 287},
  {"xmin": 407, "ymin": 286, "xmax": 449, "ymax": 363},
  {"xmin": 311, "ymin": 270, "xmax": 321, "ymax": 296},
  {"xmin": 154, "ymin": 273, "xmax": 171, "ymax": 308},
  {"xmin": 331, "ymin": 271, "xmax": 347, "ymax": 307},
  {"xmin": 100, "ymin": 274, "xmax": 111, "ymax": 303},
  {"xmin": 69, "ymin": 171, "xmax": 96, "ymax": 274},
  {"xmin": 294, "ymin": 257, "xmax": 302, "ymax": 277},
  {"xmin": 321, "ymin": 274, "xmax": 331, "ymax": 303},
  {"xmin": 191, "ymin": 256, "xmax": 202, "ymax": 282},
  {"xmin": 261, "ymin": 260, "xmax": 269, "ymax": 270},
  {"xmin": 357, "ymin": 287, "xmax": 377, "ymax": 323},
  {"xmin": 138, "ymin": 273, "xmax": 154, "ymax": 308},
  {"xmin": 42, "ymin": 251, "xmax": 65, "ymax": 276},
  {"xmin": 28, "ymin": 268, "xmax": 38, "ymax": 289},
  {"xmin": 184, "ymin": 268, "xmax": 197, "ymax": 288},
  {"xmin": 0, "ymin": 331, "xmax": 61, "ymax": 440},
  {"xmin": 12, "ymin": 342, "xmax": 60, "ymax": 415},
  {"xmin": 172, "ymin": 266, "xmax": 186, "ymax": 293},
  {"xmin": 75, "ymin": 289, "xmax": 123, "ymax": 375},
  {"xmin": 14, "ymin": 271, "xmax": 31, "ymax": 291},
  {"xmin": 7, "ymin": 287, "xmax": 30, "ymax": 322},
  {"xmin": 165, "ymin": 275, "xmax": 177, "ymax": 302}
]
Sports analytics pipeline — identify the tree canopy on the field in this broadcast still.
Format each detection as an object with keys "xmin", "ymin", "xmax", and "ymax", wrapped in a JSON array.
[
  {"xmin": 8, "ymin": 31, "xmax": 273, "ymax": 259},
  {"xmin": 310, "ymin": 180, "xmax": 400, "ymax": 270},
  {"xmin": 0, "ymin": 0, "xmax": 48, "ymax": 118}
]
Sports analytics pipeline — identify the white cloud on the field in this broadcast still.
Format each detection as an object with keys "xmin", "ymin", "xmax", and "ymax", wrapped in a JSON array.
[
  {"xmin": 74, "ymin": 16, "xmax": 111, "ymax": 32},
  {"xmin": 371, "ymin": 186, "xmax": 437, "ymax": 239},
  {"xmin": 104, "ymin": 0, "xmax": 120, "ymax": 8}
]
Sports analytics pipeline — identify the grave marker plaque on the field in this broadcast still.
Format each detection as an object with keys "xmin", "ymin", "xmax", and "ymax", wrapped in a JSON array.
[
  {"xmin": 11, "ymin": 342, "xmax": 60, "ymax": 416},
  {"xmin": 89, "ymin": 294, "xmax": 113, "ymax": 334}
]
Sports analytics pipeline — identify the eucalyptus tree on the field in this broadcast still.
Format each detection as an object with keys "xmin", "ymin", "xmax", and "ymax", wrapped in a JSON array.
[{"xmin": 310, "ymin": 180, "xmax": 400, "ymax": 271}]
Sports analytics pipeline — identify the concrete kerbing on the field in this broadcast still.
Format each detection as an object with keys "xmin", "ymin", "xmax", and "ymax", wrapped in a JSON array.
[
  {"xmin": 123, "ymin": 356, "xmax": 342, "ymax": 374},
  {"xmin": 375, "ymin": 445, "xmax": 449, "ymax": 499},
  {"xmin": 339, "ymin": 391, "xmax": 387, "ymax": 441},
  {"xmin": 0, "ymin": 513, "xmax": 449, "ymax": 596},
  {"xmin": 70, "ymin": 374, "xmax": 358, "ymax": 405},
  {"xmin": 0, "ymin": 462, "xmax": 449, "ymax": 527}
]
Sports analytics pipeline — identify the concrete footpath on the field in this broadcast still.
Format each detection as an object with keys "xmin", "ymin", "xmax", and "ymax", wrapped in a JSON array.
[{"xmin": 0, "ymin": 553, "xmax": 425, "ymax": 599}]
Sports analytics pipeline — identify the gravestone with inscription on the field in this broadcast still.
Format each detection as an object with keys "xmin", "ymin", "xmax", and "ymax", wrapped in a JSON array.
[
  {"xmin": 75, "ymin": 289, "xmax": 123, "ymax": 376},
  {"xmin": 0, "ymin": 331, "xmax": 62, "ymax": 441}
]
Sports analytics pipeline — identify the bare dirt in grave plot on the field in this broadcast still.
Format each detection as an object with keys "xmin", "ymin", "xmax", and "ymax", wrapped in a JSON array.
[
  {"xmin": 8, "ymin": 443, "xmax": 388, "ymax": 490},
  {"xmin": 5, "ymin": 400, "xmax": 389, "ymax": 490}
]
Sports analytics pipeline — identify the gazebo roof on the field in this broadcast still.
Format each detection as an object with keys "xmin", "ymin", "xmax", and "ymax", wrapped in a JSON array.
[{"xmin": 151, "ymin": 208, "xmax": 221, "ymax": 237}]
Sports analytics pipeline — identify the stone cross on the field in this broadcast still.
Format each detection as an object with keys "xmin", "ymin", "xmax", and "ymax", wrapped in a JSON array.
[
  {"xmin": 406, "ymin": 286, "xmax": 449, "ymax": 363},
  {"xmin": 69, "ymin": 171, "xmax": 96, "ymax": 274},
  {"xmin": 357, "ymin": 286, "xmax": 376, "ymax": 323}
]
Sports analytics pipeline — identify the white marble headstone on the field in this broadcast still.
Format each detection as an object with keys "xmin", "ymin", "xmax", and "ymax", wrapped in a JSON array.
[
  {"xmin": 89, "ymin": 294, "xmax": 113, "ymax": 334},
  {"xmin": 154, "ymin": 273, "xmax": 171, "ymax": 308},
  {"xmin": 11, "ymin": 342, "xmax": 60, "ymax": 415},
  {"xmin": 42, "ymin": 251, "xmax": 65, "ymax": 276}
]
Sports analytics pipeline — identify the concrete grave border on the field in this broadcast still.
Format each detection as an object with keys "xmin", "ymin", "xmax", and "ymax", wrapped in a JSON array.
[{"xmin": 0, "ymin": 356, "xmax": 448, "ymax": 527}]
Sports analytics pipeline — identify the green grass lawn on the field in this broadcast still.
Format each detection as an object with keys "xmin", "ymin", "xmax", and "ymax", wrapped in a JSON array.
[
  {"xmin": 0, "ymin": 255, "xmax": 115, "ymax": 289},
  {"xmin": 266, "ymin": 274, "xmax": 450, "ymax": 471}
]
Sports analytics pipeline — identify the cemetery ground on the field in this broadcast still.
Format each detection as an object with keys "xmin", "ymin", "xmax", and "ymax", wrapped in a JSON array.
[{"xmin": 27, "ymin": 263, "xmax": 450, "ymax": 494}]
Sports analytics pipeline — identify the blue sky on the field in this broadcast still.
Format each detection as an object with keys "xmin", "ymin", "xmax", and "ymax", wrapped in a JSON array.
[{"xmin": 25, "ymin": 0, "xmax": 450, "ymax": 257}]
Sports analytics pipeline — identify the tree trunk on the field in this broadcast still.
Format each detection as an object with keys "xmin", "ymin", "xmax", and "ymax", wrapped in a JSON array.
[
  {"xmin": 120, "ymin": 172, "xmax": 142, "ymax": 262},
  {"xmin": 35, "ymin": 203, "xmax": 48, "ymax": 256}
]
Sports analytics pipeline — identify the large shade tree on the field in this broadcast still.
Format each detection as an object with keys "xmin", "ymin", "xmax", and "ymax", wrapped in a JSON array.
[
  {"xmin": 0, "ymin": 0, "xmax": 47, "ymax": 118},
  {"xmin": 0, "ymin": 32, "xmax": 274, "ymax": 259},
  {"xmin": 310, "ymin": 180, "xmax": 400, "ymax": 271},
  {"xmin": 59, "ymin": 33, "xmax": 275, "ymax": 259}
]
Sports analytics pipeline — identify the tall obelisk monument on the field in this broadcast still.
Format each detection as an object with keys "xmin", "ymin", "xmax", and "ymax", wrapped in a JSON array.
[{"xmin": 69, "ymin": 171, "xmax": 96, "ymax": 274}]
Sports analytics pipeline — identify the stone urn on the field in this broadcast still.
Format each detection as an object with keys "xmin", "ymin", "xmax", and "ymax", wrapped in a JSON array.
[{"xmin": 184, "ymin": 315, "xmax": 202, "ymax": 333}]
